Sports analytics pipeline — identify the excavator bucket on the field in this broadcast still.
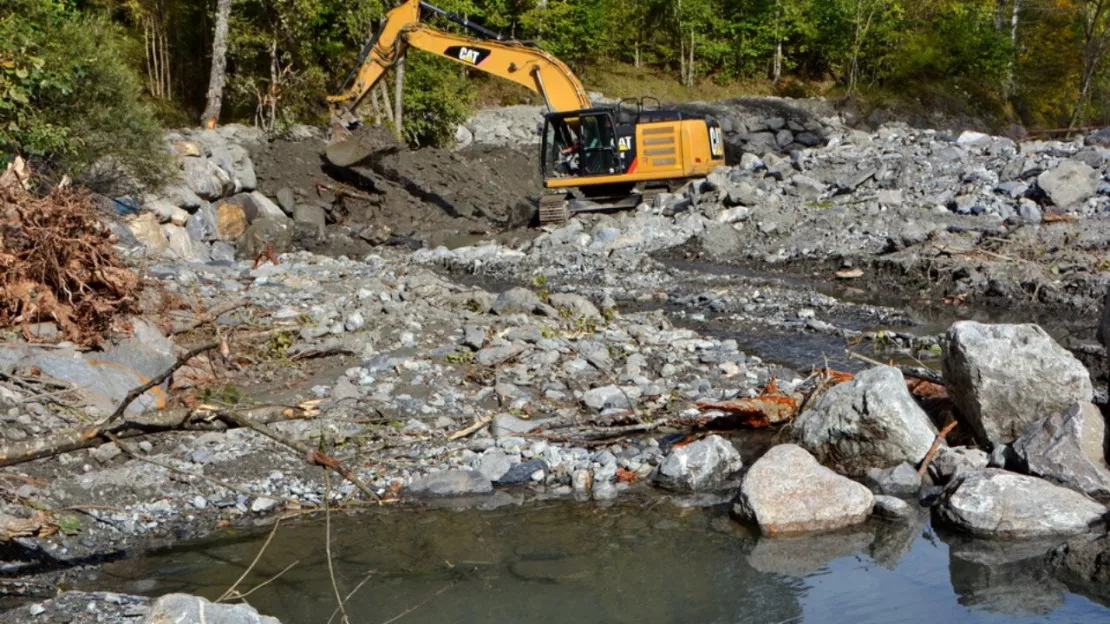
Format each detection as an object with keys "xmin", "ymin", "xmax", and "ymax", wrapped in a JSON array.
[{"xmin": 324, "ymin": 123, "xmax": 400, "ymax": 167}]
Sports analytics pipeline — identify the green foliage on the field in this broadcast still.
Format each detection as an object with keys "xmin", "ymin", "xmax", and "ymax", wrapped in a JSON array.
[
  {"xmin": 0, "ymin": 0, "xmax": 167, "ymax": 187},
  {"xmin": 401, "ymin": 54, "xmax": 476, "ymax": 147},
  {"xmin": 57, "ymin": 514, "xmax": 82, "ymax": 536}
]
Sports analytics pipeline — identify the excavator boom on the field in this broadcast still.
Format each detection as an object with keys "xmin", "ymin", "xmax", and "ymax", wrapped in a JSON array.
[
  {"xmin": 327, "ymin": 0, "xmax": 725, "ymax": 225},
  {"xmin": 328, "ymin": 0, "xmax": 590, "ymax": 122}
]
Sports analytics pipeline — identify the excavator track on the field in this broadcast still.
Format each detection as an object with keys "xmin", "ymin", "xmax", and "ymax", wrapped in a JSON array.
[{"xmin": 538, "ymin": 194, "xmax": 572, "ymax": 226}]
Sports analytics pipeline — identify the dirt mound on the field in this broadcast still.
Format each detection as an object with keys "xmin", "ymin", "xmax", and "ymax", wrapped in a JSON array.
[
  {"xmin": 0, "ymin": 159, "xmax": 141, "ymax": 346},
  {"xmin": 249, "ymin": 127, "xmax": 541, "ymax": 253}
]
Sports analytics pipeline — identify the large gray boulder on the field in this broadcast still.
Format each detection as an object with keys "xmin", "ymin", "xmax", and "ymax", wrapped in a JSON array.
[
  {"xmin": 944, "ymin": 322, "xmax": 1093, "ymax": 448},
  {"xmin": 654, "ymin": 434, "xmax": 743, "ymax": 491},
  {"xmin": 1037, "ymin": 160, "xmax": 1099, "ymax": 208},
  {"xmin": 1012, "ymin": 402, "xmax": 1110, "ymax": 502},
  {"xmin": 733, "ymin": 444, "xmax": 874, "ymax": 535},
  {"xmin": 697, "ymin": 222, "xmax": 743, "ymax": 261},
  {"xmin": 793, "ymin": 366, "xmax": 938, "ymax": 476},
  {"xmin": 934, "ymin": 469, "xmax": 1106, "ymax": 538},
  {"xmin": 143, "ymin": 593, "xmax": 281, "ymax": 624}
]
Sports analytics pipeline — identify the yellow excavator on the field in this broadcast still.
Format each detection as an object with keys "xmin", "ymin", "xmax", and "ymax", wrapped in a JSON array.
[{"xmin": 327, "ymin": 0, "xmax": 725, "ymax": 224}]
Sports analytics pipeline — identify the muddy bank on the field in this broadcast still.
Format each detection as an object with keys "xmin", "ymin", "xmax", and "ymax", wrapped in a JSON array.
[{"xmin": 248, "ymin": 128, "xmax": 540, "ymax": 254}]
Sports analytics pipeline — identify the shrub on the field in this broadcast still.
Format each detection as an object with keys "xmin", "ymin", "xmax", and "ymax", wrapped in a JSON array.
[{"xmin": 0, "ymin": 1, "xmax": 168, "ymax": 190}]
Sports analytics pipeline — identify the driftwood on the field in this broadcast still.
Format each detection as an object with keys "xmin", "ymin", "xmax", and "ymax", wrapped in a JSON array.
[
  {"xmin": 0, "ymin": 404, "xmax": 292, "ymax": 467},
  {"xmin": 918, "ymin": 419, "xmax": 959, "ymax": 478},
  {"xmin": 170, "ymin": 301, "xmax": 249, "ymax": 335},
  {"xmin": 845, "ymin": 350, "xmax": 945, "ymax": 385}
]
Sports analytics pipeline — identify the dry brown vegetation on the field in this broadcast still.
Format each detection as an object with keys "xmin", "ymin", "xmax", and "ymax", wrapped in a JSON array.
[{"xmin": 0, "ymin": 158, "xmax": 141, "ymax": 346}]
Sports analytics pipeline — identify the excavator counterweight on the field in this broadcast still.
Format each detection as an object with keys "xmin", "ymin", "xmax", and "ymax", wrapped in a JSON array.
[{"xmin": 328, "ymin": 0, "xmax": 724, "ymax": 224}]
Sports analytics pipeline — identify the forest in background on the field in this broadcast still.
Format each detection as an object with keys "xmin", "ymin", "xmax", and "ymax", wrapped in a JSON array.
[{"xmin": 5, "ymin": 0, "xmax": 1110, "ymax": 184}]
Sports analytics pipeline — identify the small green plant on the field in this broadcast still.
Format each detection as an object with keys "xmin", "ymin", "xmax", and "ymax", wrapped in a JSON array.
[
  {"xmin": 539, "ymin": 325, "xmax": 559, "ymax": 339},
  {"xmin": 531, "ymin": 272, "xmax": 549, "ymax": 288},
  {"xmin": 573, "ymin": 316, "xmax": 599, "ymax": 334},
  {"xmin": 57, "ymin": 515, "xmax": 81, "ymax": 536},
  {"xmin": 265, "ymin": 330, "xmax": 295, "ymax": 361},
  {"xmin": 203, "ymin": 384, "xmax": 244, "ymax": 406},
  {"xmin": 444, "ymin": 350, "xmax": 476, "ymax": 365}
]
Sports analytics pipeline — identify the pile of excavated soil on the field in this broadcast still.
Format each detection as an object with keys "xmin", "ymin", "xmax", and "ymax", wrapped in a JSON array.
[{"xmin": 248, "ymin": 126, "xmax": 540, "ymax": 253}]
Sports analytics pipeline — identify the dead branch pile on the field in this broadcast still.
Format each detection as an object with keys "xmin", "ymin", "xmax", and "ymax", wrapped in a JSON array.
[{"xmin": 0, "ymin": 158, "xmax": 140, "ymax": 346}]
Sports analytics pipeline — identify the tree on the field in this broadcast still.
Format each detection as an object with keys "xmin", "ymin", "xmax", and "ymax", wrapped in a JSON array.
[
  {"xmin": 0, "ymin": 0, "xmax": 167, "ymax": 188},
  {"xmin": 201, "ymin": 0, "xmax": 232, "ymax": 127}
]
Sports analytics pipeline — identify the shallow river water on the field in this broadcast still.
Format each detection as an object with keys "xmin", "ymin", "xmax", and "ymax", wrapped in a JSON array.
[{"xmin": 90, "ymin": 500, "xmax": 1108, "ymax": 623}]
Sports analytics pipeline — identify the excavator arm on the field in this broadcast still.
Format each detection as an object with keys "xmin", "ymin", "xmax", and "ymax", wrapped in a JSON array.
[{"xmin": 328, "ymin": 0, "xmax": 591, "ymax": 122}]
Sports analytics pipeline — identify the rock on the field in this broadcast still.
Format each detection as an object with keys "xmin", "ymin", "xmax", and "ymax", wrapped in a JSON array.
[
  {"xmin": 944, "ymin": 322, "xmax": 1093, "ymax": 448},
  {"xmin": 715, "ymin": 206, "xmax": 750, "ymax": 223},
  {"xmin": 182, "ymin": 157, "xmax": 231, "ymax": 200},
  {"xmin": 547, "ymin": 293, "xmax": 601, "ymax": 320},
  {"xmin": 248, "ymin": 191, "xmax": 287, "ymax": 221},
  {"xmin": 172, "ymin": 140, "xmax": 202, "ymax": 157},
  {"xmin": 495, "ymin": 459, "xmax": 546, "ymax": 485},
  {"xmin": 876, "ymin": 189, "xmax": 903, "ymax": 206},
  {"xmin": 186, "ymin": 203, "xmax": 218, "ymax": 242},
  {"xmin": 344, "ymin": 311, "xmax": 365, "ymax": 332},
  {"xmin": 475, "ymin": 448, "xmax": 513, "ymax": 482},
  {"xmin": 697, "ymin": 222, "xmax": 743, "ymax": 260},
  {"xmin": 237, "ymin": 217, "xmax": 293, "ymax": 259},
  {"xmin": 143, "ymin": 593, "xmax": 280, "ymax": 624},
  {"xmin": 1017, "ymin": 199, "xmax": 1042, "ymax": 224},
  {"xmin": 733, "ymin": 444, "xmax": 874, "ymax": 534},
  {"xmin": 1046, "ymin": 534, "xmax": 1110, "ymax": 602},
  {"xmin": 91, "ymin": 443, "xmax": 121, "ymax": 464},
  {"xmin": 1012, "ymin": 402, "xmax": 1110, "ymax": 501},
  {"xmin": 476, "ymin": 344, "xmax": 527, "ymax": 367},
  {"xmin": 491, "ymin": 287, "xmax": 543, "ymax": 316},
  {"xmin": 293, "ymin": 205, "xmax": 327, "ymax": 239},
  {"xmin": 128, "ymin": 213, "xmax": 167, "ymax": 254},
  {"xmin": 863, "ymin": 462, "xmax": 922, "ymax": 497},
  {"xmin": 210, "ymin": 242, "xmax": 236, "ymax": 264},
  {"xmin": 794, "ymin": 366, "xmax": 938, "ymax": 476},
  {"xmin": 928, "ymin": 446, "xmax": 990, "ymax": 484},
  {"xmin": 276, "ymin": 187, "xmax": 296, "ymax": 215},
  {"xmin": 406, "ymin": 469, "xmax": 493, "ymax": 497},
  {"xmin": 461, "ymin": 326, "xmax": 486, "ymax": 351},
  {"xmin": 1037, "ymin": 160, "xmax": 1099, "ymax": 208},
  {"xmin": 654, "ymin": 434, "xmax": 743, "ymax": 491},
  {"xmin": 165, "ymin": 224, "xmax": 204, "ymax": 261},
  {"xmin": 582, "ymin": 385, "xmax": 639, "ymax": 410},
  {"xmin": 491, "ymin": 413, "xmax": 550, "ymax": 437},
  {"xmin": 250, "ymin": 497, "xmax": 278, "ymax": 513},
  {"xmin": 216, "ymin": 203, "xmax": 249, "ymax": 241},
  {"xmin": 358, "ymin": 224, "xmax": 392, "ymax": 246},
  {"xmin": 873, "ymin": 495, "xmax": 915, "ymax": 520},
  {"xmin": 934, "ymin": 468, "xmax": 1106, "ymax": 538}
]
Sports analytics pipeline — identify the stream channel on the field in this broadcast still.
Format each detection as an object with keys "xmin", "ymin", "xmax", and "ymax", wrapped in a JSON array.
[
  {"xmin": 78, "ymin": 260, "xmax": 1110, "ymax": 622},
  {"xmin": 88, "ymin": 500, "xmax": 1108, "ymax": 623}
]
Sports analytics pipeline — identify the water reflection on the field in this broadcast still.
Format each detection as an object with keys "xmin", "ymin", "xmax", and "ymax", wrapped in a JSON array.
[{"xmin": 89, "ymin": 501, "xmax": 1108, "ymax": 624}]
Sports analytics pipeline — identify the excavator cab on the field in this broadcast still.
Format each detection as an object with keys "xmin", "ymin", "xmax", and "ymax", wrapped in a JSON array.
[{"xmin": 542, "ymin": 111, "xmax": 625, "ymax": 179}]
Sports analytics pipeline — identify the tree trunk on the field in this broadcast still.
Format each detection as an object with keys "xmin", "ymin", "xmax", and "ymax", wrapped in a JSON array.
[
  {"xmin": 393, "ymin": 55, "xmax": 405, "ymax": 142},
  {"xmin": 687, "ymin": 28, "xmax": 696, "ymax": 87},
  {"xmin": 201, "ymin": 0, "xmax": 232, "ymax": 128},
  {"xmin": 378, "ymin": 82, "xmax": 395, "ymax": 129}
]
